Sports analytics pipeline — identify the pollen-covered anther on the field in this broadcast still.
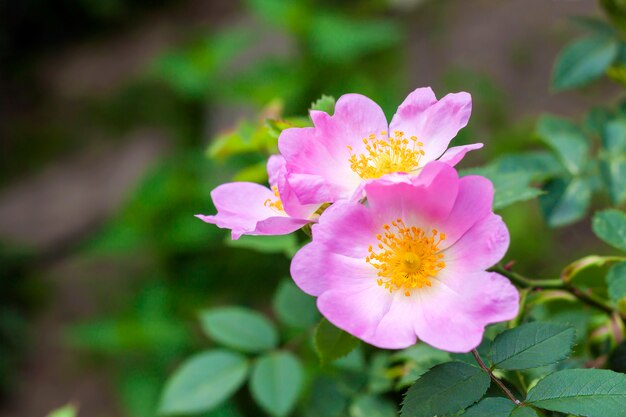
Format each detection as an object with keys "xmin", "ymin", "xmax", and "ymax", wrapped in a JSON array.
[
  {"xmin": 263, "ymin": 185, "xmax": 284, "ymax": 212},
  {"xmin": 347, "ymin": 130, "xmax": 425, "ymax": 179},
  {"xmin": 366, "ymin": 218, "xmax": 446, "ymax": 296}
]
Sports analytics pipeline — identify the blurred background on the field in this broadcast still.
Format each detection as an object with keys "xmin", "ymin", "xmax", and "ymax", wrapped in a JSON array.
[{"xmin": 0, "ymin": 0, "xmax": 620, "ymax": 416}]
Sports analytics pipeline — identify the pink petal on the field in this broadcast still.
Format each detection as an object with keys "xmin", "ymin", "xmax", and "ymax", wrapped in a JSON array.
[
  {"xmin": 388, "ymin": 87, "xmax": 438, "ymax": 137},
  {"xmin": 443, "ymin": 213, "xmax": 510, "ymax": 271},
  {"xmin": 267, "ymin": 155, "xmax": 286, "ymax": 188},
  {"xmin": 438, "ymin": 143, "xmax": 483, "ymax": 166}
]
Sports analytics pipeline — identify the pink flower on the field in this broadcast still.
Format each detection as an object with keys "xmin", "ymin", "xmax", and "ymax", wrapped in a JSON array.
[
  {"xmin": 196, "ymin": 155, "xmax": 320, "ymax": 239},
  {"xmin": 279, "ymin": 87, "xmax": 481, "ymax": 204},
  {"xmin": 290, "ymin": 161, "xmax": 519, "ymax": 352}
]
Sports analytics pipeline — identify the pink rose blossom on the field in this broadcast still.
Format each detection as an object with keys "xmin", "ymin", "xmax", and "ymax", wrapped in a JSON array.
[
  {"xmin": 196, "ymin": 155, "xmax": 319, "ymax": 239},
  {"xmin": 290, "ymin": 161, "xmax": 519, "ymax": 352},
  {"xmin": 279, "ymin": 87, "xmax": 481, "ymax": 204}
]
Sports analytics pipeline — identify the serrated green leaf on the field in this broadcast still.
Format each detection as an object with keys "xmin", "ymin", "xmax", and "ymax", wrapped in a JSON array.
[
  {"xmin": 536, "ymin": 116, "xmax": 589, "ymax": 175},
  {"xmin": 552, "ymin": 35, "xmax": 619, "ymax": 90},
  {"xmin": 310, "ymin": 95, "xmax": 336, "ymax": 114},
  {"xmin": 592, "ymin": 209, "xmax": 626, "ymax": 252},
  {"xmin": 526, "ymin": 369, "xmax": 626, "ymax": 417},
  {"xmin": 349, "ymin": 394, "xmax": 397, "ymax": 417},
  {"xmin": 158, "ymin": 350, "xmax": 248, "ymax": 415},
  {"xmin": 540, "ymin": 177, "xmax": 592, "ymax": 227},
  {"xmin": 47, "ymin": 404, "xmax": 78, "ymax": 417},
  {"xmin": 272, "ymin": 279, "xmax": 319, "ymax": 329},
  {"xmin": 199, "ymin": 307, "xmax": 278, "ymax": 353},
  {"xmin": 510, "ymin": 407, "xmax": 539, "ymax": 417},
  {"xmin": 400, "ymin": 362, "xmax": 490, "ymax": 417},
  {"xmin": 600, "ymin": 118, "xmax": 626, "ymax": 205},
  {"xmin": 489, "ymin": 322, "xmax": 576, "ymax": 370},
  {"xmin": 607, "ymin": 261, "xmax": 626, "ymax": 302},
  {"xmin": 250, "ymin": 351, "xmax": 304, "ymax": 417},
  {"xmin": 314, "ymin": 318, "xmax": 360, "ymax": 364},
  {"xmin": 462, "ymin": 397, "xmax": 515, "ymax": 417}
]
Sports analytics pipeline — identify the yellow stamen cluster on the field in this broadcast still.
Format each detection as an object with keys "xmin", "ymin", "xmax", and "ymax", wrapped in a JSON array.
[
  {"xmin": 264, "ymin": 186, "xmax": 284, "ymax": 212},
  {"xmin": 366, "ymin": 219, "xmax": 446, "ymax": 296},
  {"xmin": 348, "ymin": 131, "xmax": 425, "ymax": 179}
]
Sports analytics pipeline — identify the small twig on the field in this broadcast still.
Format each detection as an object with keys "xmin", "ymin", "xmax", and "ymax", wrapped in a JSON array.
[{"xmin": 471, "ymin": 349, "xmax": 522, "ymax": 406}]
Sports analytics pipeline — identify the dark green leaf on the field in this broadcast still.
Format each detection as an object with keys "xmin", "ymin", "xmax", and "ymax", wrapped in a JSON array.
[
  {"xmin": 314, "ymin": 318, "xmax": 360, "ymax": 364},
  {"xmin": 539, "ymin": 177, "xmax": 592, "ymax": 227},
  {"xmin": 536, "ymin": 116, "xmax": 589, "ymax": 175},
  {"xmin": 272, "ymin": 279, "xmax": 319, "ymax": 329},
  {"xmin": 349, "ymin": 394, "xmax": 396, "ymax": 417},
  {"xmin": 526, "ymin": 369, "xmax": 626, "ymax": 417},
  {"xmin": 310, "ymin": 95, "xmax": 336, "ymax": 114},
  {"xmin": 304, "ymin": 376, "xmax": 349, "ymax": 417},
  {"xmin": 600, "ymin": 118, "xmax": 626, "ymax": 205},
  {"xmin": 199, "ymin": 307, "xmax": 278, "ymax": 353},
  {"xmin": 607, "ymin": 261, "xmax": 626, "ymax": 302},
  {"xmin": 592, "ymin": 209, "xmax": 626, "ymax": 252},
  {"xmin": 250, "ymin": 351, "xmax": 304, "ymax": 417},
  {"xmin": 159, "ymin": 350, "xmax": 248, "ymax": 415},
  {"xmin": 462, "ymin": 397, "xmax": 515, "ymax": 417},
  {"xmin": 510, "ymin": 407, "xmax": 539, "ymax": 417},
  {"xmin": 552, "ymin": 35, "xmax": 619, "ymax": 90},
  {"xmin": 489, "ymin": 322, "xmax": 576, "ymax": 370},
  {"xmin": 400, "ymin": 362, "xmax": 490, "ymax": 417}
]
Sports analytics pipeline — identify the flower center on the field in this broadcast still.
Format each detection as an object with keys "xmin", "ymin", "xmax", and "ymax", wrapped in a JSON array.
[
  {"xmin": 264, "ymin": 186, "xmax": 284, "ymax": 212},
  {"xmin": 366, "ymin": 219, "xmax": 446, "ymax": 296},
  {"xmin": 348, "ymin": 131, "xmax": 425, "ymax": 179}
]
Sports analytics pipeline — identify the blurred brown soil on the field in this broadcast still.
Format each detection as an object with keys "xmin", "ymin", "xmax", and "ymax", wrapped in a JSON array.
[{"xmin": 0, "ymin": 0, "xmax": 616, "ymax": 416}]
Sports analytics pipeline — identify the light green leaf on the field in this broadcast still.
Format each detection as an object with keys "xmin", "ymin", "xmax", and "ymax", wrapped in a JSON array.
[
  {"xmin": 349, "ymin": 394, "xmax": 396, "ymax": 417},
  {"xmin": 536, "ymin": 116, "xmax": 589, "ymax": 175},
  {"xmin": 250, "ymin": 351, "xmax": 304, "ymax": 417},
  {"xmin": 462, "ymin": 397, "xmax": 515, "ymax": 417},
  {"xmin": 272, "ymin": 279, "xmax": 319, "ymax": 329},
  {"xmin": 47, "ymin": 404, "xmax": 78, "ymax": 417},
  {"xmin": 526, "ymin": 369, "xmax": 626, "ymax": 417},
  {"xmin": 552, "ymin": 35, "xmax": 619, "ymax": 90},
  {"xmin": 159, "ymin": 350, "xmax": 248, "ymax": 415},
  {"xmin": 540, "ymin": 177, "xmax": 592, "ymax": 227},
  {"xmin": 199, "ymin": 307, "xmax": 278, "ymax": 353},
  {"xmin": 510, "ymin": 407, "xmax": 539, "ymax": 417},
  {"xmin": 608, "ymin": 261, "xmax": 626, "ymax": 302},
  {"xmin": 314, "ymin": 318, "xmax": 360, "ymax": 364},
  {"xmin": 310, "ymin": 95, "xmax": 336, "ymax": 114},
  {"xmin": 489, "ymin": 322, "xmax": 576, "ymax": 370},
  {"xmin": 592, "ymin": 209, "xmax": 626, "ymax": 252},
  {"xmin": 600, "ymin": 118, "xmax": 626, "ymax": 205},
  {"xmin": 400, "ymin": 362, "xmax": 490, "ymax": 417},
  {"xmin": 226, "ymin": 233, "xmax": 298, "ymax": 257},
  {"xmin": 561, "ymin": 255, "xmax": 625, "ymax": 283}
]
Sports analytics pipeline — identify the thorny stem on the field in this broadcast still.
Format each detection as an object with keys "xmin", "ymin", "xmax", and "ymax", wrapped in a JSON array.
[
  {"xmin": 471, "ymin": 349, "xmax": 522, "ymax": 406},
  {"xmin": 491, "ymin": 264, "xmax": 624, "ymax": 321}
]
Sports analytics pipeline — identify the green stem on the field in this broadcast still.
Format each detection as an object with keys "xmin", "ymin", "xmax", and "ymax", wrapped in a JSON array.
[{"xmin": 471, "ymin": 349, "xmax": 522, "ymax": 406}]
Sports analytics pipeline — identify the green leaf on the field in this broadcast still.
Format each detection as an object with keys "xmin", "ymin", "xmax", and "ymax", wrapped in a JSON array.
[
  {"xmin": 510, "ymin": 407, "xmax": 539, "ymax": 417},
  {"xmin": 272, "ymin": 279, "xmax": 319, "ymax": 329},
  {"xmin": 250, "ymin": 351, "xmax": 304, "ymax": 417},
  {"xmin": 570, "ymin": 16, "xmax": 616, "ymax": 37},
  {"xmin": 600, "ymin": 118, "xmax": 626, "ymax": 205},
  {"xmin": 314, "ymin": 318, "xmax": 360, "ymax": 364},
  {"xmin": 349, "ymin": 394, "xmax": 396, "ymax": 417},
  {"xmin": 552, "ymin": 35, "xmax": 619, "ymax": 90},
  {"xmin": 592, "ymin": 209, "xmax": 626, "ymax": 252},
  {"xmin": 400, "ymin": 362, "xmax": 490, "ymax": 417},
  {"xmin": 462, "ymin": 397, "xmax": 515, "ymax": 417},
  {"xmin": 159, "ymin": 350, "xmax": 248, "ymax": 415},
  {"xmin": 561, "ymin": 255, "xmax": 625, "ymax": 283},
  {"xmin": 489, "ymin": 322, "xmax": 576, "ymax": 370},
  {"xmin": 536, "ymin": 116, "xmax": 589, "ymax": 175},
  {"xmin": 607, "ymin": 261, "xmax": 626, "ymax": 302},
  {"xmin": 526, "ymin": 368, "xmax": 626, "ymax": 417},
  {"xmin": 47, "ymin": 404, "xmax": 78, "ymax": 417},
  {"xmin": 539, "ymin": 177, "xmax": 592, "ymax": 227},
  {"xmin": 310, "ymin": 95, "xmax": 336, "ymax": 114},
  {"xmin": 199, "ymin": 307, "xmax": 278, "ymax": 353},
  {"xmin": 226, "ymin": 234, "xmax": 298, "ymax": 257},
  {"xmin": 305, "ymin": 376, "xmax": 349, "ymax": 417},
  {"xmin": 462, "ymin": 167, "xmax": 543, "ymax": 210}
]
